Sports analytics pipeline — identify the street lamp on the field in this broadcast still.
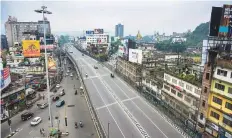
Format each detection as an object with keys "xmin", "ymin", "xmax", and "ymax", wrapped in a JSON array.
[{"xmin": 35, "ymin": 5, "xmax": 53, "ymax": 127}]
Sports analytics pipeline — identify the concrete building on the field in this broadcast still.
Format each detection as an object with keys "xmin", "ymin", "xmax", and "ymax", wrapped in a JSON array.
[
  {"xmin": 5, "ymin": 16, "xmax": 51, "ymax": 47},
  {"xmin": 198, "ymin": 43, "xmax": 232, "ymax": 138},
  {"xmin": 172, "ymin": 36, "xmax": 187, "ymax": 43},
  {"xmin": 115, "ymin": 23, "xmax": 124, "ymax": 38}
]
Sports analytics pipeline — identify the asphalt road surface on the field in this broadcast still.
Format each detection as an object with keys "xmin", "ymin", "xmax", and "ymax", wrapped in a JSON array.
[
  {"xmin": 67, "ymin": 45, "xmax": 185, "ymax": 138},
  {"xmin": 1, "ymin": 61, "xmax": 97, "ymax": 138}
]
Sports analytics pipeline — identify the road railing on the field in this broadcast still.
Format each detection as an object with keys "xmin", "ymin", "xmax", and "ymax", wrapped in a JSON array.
[{"xmin": 66, "ymin": 52, "xmax": 106, "ymax": 138}]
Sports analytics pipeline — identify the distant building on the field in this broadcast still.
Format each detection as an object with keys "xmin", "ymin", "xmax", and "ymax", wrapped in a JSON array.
[
  {"xmin": 5, "ymin": 16, "xmax": 51, "ymax": 47},
  {"xmin": 1, "ymin": 35, "xmax": 8, "ymax": 50},
  {"xmin": 115, "ymin": 23, "xmax": 124, "ymax": 38}
]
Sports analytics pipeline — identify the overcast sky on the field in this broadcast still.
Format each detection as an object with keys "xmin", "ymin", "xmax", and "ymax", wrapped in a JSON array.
[{"xmin": 1, "ymin": 0, "xmax": 232, "ymax": 36}]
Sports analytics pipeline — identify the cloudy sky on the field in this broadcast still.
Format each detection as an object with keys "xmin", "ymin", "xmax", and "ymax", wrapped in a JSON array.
[{"xmin": 1, "ymin": 0, "xmax": 232, "ymax": 36}]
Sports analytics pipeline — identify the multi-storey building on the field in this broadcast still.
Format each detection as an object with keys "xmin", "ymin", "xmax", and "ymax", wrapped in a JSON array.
[
  {"xmin": 115, "ymin": 23, "xmax": 124, "ymax": 38},
  {"xmin": 162, "ymin": 71, "xmax": 202, "ymax": 129},
  {"xmin": 5, "ymin": 16, "xmax": 51, "ymax": 47}
]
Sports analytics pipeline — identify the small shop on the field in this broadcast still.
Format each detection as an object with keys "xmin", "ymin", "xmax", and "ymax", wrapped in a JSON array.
[{"xmin": 3, "ymin": 90, "xmax": 26, "ymax": 117}]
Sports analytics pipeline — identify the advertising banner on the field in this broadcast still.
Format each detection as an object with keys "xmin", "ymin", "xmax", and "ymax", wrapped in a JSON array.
[
  {"xmin": 129, "ymin": 48, "xmax": 143, "ymax": 64},
  {"xmin": 40, "ymin": 44, "xmax": 54, "ymax": 50},
  {"xmin": 22, "ymin": 40, "xmax": 40, "ymax": 57},
  {"xmin": 0, "ymin": 67, "xmax": 11, "ymax": 90},
  {"xmin": 122, "ymin": 39, "xmax": 129, "ymax": 56},
  {"xmin": 86, "ymin": 31, "xmax": 94, "ymax": 35},
  {"xmin": 94, "ymin": 29, "xmax": 104, "ymax": 34},
  {"xmin": 218, "ymin": 5, "xmax": 232, "ymax": 38},
  {"xmin": 48, "ymin": 56, "xmax": 56, "ymax": 71}
]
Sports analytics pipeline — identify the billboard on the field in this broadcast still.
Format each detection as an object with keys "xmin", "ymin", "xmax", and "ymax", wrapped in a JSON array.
[
  {"xmin": 22, "ymin": 40, "xmax": 40, "ymax": 57},
  {"xmin": 0, "ymin": 66, "xmax": 11, "ymax": 90},
  {"xmin": 218, "ymin": 5, "xmax": 232, "ymax": 38},
  {"xmin": 86, "ymin": 31, "xmax": 94, "ymax": 35},
  {"xmin": 40, "ymin": 44, "xmax": 55, "ymax": 50},
  {"xmin": 94, "ymin": 29, "xmax": 104, "ymax": 34},
  {"xmin": 129, "ymin": 49, "xmax": 143, "ymax": 64},
  {"xmin": 48, "ymin": 56, "xmax": 56, "ymax": 71}
]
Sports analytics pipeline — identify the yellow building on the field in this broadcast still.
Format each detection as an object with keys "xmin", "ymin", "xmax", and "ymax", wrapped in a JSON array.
[{"xmin": 207, "ymin": 64, "xmax": 232, "ymax": 138}]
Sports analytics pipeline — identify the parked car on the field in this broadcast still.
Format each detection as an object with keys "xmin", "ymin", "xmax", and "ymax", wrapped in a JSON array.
[
  {"xmin": 21, "ymin": 112, "xmax": 34, "ymax": 121},
  {"xmin": 56, "ymin": 84, "xmax": 61, "ymax": 88},
  {"xmin": 30, "ymin": 117, "xmax": 42, "ymax": 126},
  {"xmin": 94, "ymin": 66, "xmax": 98, "ymax": 69},
  {"xmin": 37, "ymin": 102, "xmax": 48, "ymax": 109},
  {"xmin": 70, "ymin": 73, "xmax": 73, "ymax": 77},
  {"xmin": 56, "ymin": 100, "xmax": 65, "ymax": 107},
  {"xmin": 52, "ymin": 96, "xmax": 60, "ymax": 101},
  {"xmin": 66, "ymin": 73, "xmax": 69, "ymax": 76}
]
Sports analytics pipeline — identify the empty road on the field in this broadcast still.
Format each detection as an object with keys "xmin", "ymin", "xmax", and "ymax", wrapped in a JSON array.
[{"xmin": 67, "ymin": 45, "xmax": 185, "ymax": 138}]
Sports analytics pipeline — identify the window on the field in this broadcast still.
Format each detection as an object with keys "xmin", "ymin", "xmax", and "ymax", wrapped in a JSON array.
[
  {"xmin": 171, "ymin": 89, "xmax": 176, "ymax": 95},
  {"xmin": 179, "ymin": 81, "xmax": 184, "ymax": 87},
  {"xmin": 215, "ymin": 83, "xmax": 225, "ymax": 91},
  {"xmin": 177, "ymin": 92, "xmax": 183, "ymax": 98},
  {"xmin": 165, "ymin": 75, "xmax": 171, "ymax": 81},
  {"xmin": 164, "ymin": 85, "xmax": 170, "ymax": 91},
  {"xmin": 200, "ymin": 113, "xmax": 204, "ymax": 120},
  {"xmin": 213, "ymin": 96, "xmax": 222, "ymax": 105},
  {"xmin": 204, "ymin": 87, "xmax": 208, "ymax": 93},
  {"xmin": 210, "ymin": 111, "xmax": 220, "ymax": 120},
  {"xmin": 195, "ymin": 89, "xmax": 201, "ymax": 95},
  {"xmin": 223, "ymin": 117, "xmax": 232, "ymax": 127},
  {"xmin": 206, "ymin": 73, "xmax": 210, "ymax": 80},
  {"xmin": 176, "ymin": 104, "xmax": 181, "ymax": 111},
  {"xmin": 184, "ymin": 96, "xmax": 191, "ymax": 103},
  {"xmin": 172, "ymin": 78, "xmax": 177, "ymax": 84},
  {"xmin": 228, "ymin": 87, "xmax": 232, "ymax": 94},
  {"xmin": 186, "ymin": 85, "xmax": 193, "ymax": 91},
  {"xmin": 202, "ymin": 100, "xmax": 206, "ymax": 107},
  {"xmin": 217, "ymin": 69, "xmax": 227, "ymax": 77},
  {"xmin": 225, "ymin": 102, "xmax": 232, "ymax": 110}
]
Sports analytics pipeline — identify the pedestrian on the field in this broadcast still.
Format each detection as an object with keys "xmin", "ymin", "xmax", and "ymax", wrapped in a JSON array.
[{"xmin": 40, "ymin": 128, "xmax": 42, "ymax": 134}]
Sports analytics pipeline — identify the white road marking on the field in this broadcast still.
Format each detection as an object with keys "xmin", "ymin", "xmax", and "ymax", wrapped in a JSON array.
[
  {"xmin": 96, "ymin": 102, "xmax": 118, "ymax": 110},
  {"xmin": 116, "ymin": 75, "xmax": 186, "ymax": 137},
  {"xmin": 110, "ymin": 79, "xmax": 169, "ymax": 138},
  {"xmin": 82, "ymin": 56, "xmax": 150, "ymax": 138},
  {"xmin": 121, "ymin": 96, "xmax": 139, "ymax": 103},
  {"xmin": 90, "ymin": 79, "xmax": 126, "ymax": 138}
]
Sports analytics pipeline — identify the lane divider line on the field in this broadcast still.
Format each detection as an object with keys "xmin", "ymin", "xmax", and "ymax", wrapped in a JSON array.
[
  {"xmin": 82, "ymin": 58, "xmax": 151, "ymax": 138},
  {"xmin": 96, "ymin": 102, "xmax": 118, "ymax": 110}
]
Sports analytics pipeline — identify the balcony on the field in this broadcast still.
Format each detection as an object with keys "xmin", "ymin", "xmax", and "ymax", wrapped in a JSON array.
[{"xmin": 216, "ymin": 58, "xmax": 232, "ymax": 70}]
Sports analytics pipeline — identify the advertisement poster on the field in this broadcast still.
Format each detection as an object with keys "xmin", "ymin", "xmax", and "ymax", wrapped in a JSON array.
[
  {"xmin": 129, "ymin": 48, "xmax": 143, "ymax": 64},
  {"xmin": 218, "ymin": 5, "xmax": 232, "ymax": 38},
  {"xmin": 48, "ymin": 56, "xmax": 56, "ymax": 71},
  {"xmin": 0, "ymin": 67, "xmax": 11, "ymax": 90},
  {"xmin": 118, "ymin": 45, "xmax": 124, "ymax": 57},
  {"xmin": 22, "ymin": 40, "xmax": 40, "ymax": 57}
]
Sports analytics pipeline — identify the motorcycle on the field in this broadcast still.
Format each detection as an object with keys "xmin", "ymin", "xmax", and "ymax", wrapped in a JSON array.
[
  {"xmin": 79, "ymin": 121, "xmax": 83, "ymax": 128},
  {"xmin": 75, "ymin": 122, "xmax": 78, "ymax": 128},
  {"xmin": 110, "ymin": 73, "xmax": 114, "ymax": 78}
]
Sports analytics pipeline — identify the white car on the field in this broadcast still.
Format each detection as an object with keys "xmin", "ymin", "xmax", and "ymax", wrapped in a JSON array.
[
  {"xmin": 30, "ymin": 117, "xmax": 42, "ymax": 126},
  {"xmin": 70, "ymin": 73, "xmax": 73, "ymax": 77},
  {"xmin": 56, "ymin": 84, "xmax": 61, "ymax": 88},
  {"xmin": 66, "ymin": 73, "xmax": 69, "ymax": 76},
  {"xmin": 67, "ymin": 70, "xmax": 70, "ymax": 73}
]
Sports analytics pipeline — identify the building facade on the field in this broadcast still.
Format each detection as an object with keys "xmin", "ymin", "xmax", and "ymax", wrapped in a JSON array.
[
  {"xmin": 37, "ymin": 20, "xmax": 51, "ymax": 35},
  {"xmin": 115, "ymin": 23, "xmax": 124, "ymax": 38}
]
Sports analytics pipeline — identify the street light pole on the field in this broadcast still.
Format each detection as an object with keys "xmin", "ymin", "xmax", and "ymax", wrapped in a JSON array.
[
  {"xmin": 108, "ymin": 122, "xmax": 110, "ymax": 138},
  {"xmin": 35, "ymin": 6, "xmax": 53, "ymax": 127}
]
